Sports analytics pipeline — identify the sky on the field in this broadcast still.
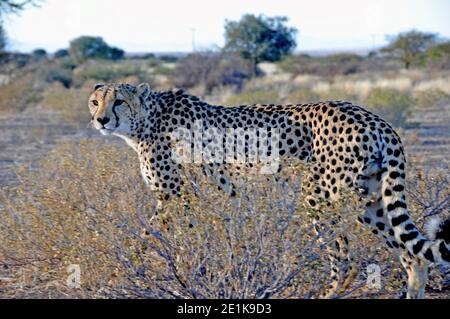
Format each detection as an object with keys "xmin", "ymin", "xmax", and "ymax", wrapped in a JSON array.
[{"xmin": 3, "ymin": 0, "xmax": 450, "ymax": 53}]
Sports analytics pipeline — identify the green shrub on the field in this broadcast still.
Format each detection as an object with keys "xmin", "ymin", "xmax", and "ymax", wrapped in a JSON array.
[
  {"xmin": 414, "ymin": 89, "xmax": 450, "ymax": 108},
  {"xmin": 224, "ymin": 89, "xmax": 279, "ymax": 106},
  {"xmin": 364, "ymin": 88, "xmax": 413, "ymax": 127}
]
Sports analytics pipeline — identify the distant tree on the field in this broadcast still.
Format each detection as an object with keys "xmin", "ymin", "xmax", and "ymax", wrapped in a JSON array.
[
  {"xmin": 425, "ymin": 41, "xmax": 450, "ymax": 69},
  {"xmin": 382, "ymin": 30, "xmax": 438, "ymax": 69},
  {"xmin": 0, "ymin": 0, "xmax": 41, "ymax": 16},
  {"xmin": 0, "ymin": 0, "xmax": 42, "ymax": 58},
  {"xmin": 173, "ymin": 51, "xmax": 251, "ymax": 93},
  {"xmin": 31, "ymin": 48, "xmax": 46, "ymax": 59},
  {"xmin": 54, "ymin": 48, "xmax": 69, "ymax": 58},
  {"xmin": 0, "ymin": 23, "xmax": 5, "ymax": 52},
  {"xmin": 224, "ymin": 14, "xmax": 297, "ymax": 76},
  {"xmin": 69, "ymin": 36, "xmax": 124, "ymax": 64},
  {"xmin": 108, "ymin": 46, "xmax": 125, "ymax": 60}
]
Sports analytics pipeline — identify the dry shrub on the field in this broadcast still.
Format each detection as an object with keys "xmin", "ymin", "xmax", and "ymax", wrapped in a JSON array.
[
  {"xmin": 285, "ymin": 88, "xmax": 319, "ymax": 104},
  {"xmin": 223, "ymin": 90, "xmax": 280, "ymax": 106},
  {"xmin": 40, "ymin": 83, "xmax": 91, "ymax": 125},
  {"xmin": 364, "ymin": 88, "xmax": 413, "ymax": 127},
  {"xmin": 0, "ymin": 139, "xmax": 448, "ymax": 298},
  {"xmin": 413, "ymin": 89, "xmax": 450, "ymax": 108},
  {"xmin": 0, "ymin": 73, "xmax": 41, "ymax": 113}
]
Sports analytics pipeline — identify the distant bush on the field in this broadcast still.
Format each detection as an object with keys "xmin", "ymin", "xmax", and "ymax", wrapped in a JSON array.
[
  {"xmin": 414, "ymin": 89, "xmax": 450, "ymax": 108},
  {"xmin": 364, "ymin": 88, "xmax": 413, "ymax": 127},
  {"xmin": 37, "ymin": 64, "xmax": 72, "ymax": 88},
  {"xmin": 69, "ymin": 36, "xmax": 125, "ymax": 64},
  {"xmin": 54, "ymin": 49, "xmax": 69, "ymax": 58},
  {"xmin": 279, "ymin": 53, "xmax": 364, "ymax": 77},
  {"xmin": 72, "ymin": 60, "xmax": 145, "ymax": 86},
  {"xmin": 0, "ymin": 73, "xmax": 41, "ymax": 113},
  {"xmin": 172, "ymin": 52, "xmax": 251, "ymax": 93},
  {"xmin": 31, "ymin": 48, "xmax": 47, "ymax": 60},
  {"xmin": 223, "ymin": 89, "xmax": 279, "ymax": 106},
  {"xmin": 158, "ymin": 54, "xmax": 179, "ymax": 63},
  {"xmin": 57, "ymin": 56, "xmax": 77, "ymax": 70},
  {"xmin": 40, "ymin": 84, "xmax": 89, "ymax": 124}
]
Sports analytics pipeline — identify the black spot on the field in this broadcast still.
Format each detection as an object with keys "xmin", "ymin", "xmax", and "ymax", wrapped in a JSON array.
[
  {"xmin": 440, "ymin": 241, "xmax": 450, "ymax": 262},
  {"xmin": 391, "ymin": 214, "xmax": 409, "ymax": 226},
  {"xmin": 435, "ymin": 218, "xmax": 450, "ymax": 244},
  {"xmin": 389, "ymin": 160, "xmax": 398, "ymax": 167},
  {"xmin": 412, "ymin": 239, "xmax": 426, "ymax": 254},
  {"xmin": 393, "ymin": 185, "xmax": 404, "ymax": 192},
  {"xmin": 376, "ymin": 209, "xmax": 384, "ymax": 217},
  {"xmin": 389, "ymin": 171, "xmax": 400, "ymax": 179},
  {"xmin": 387, "ymin": 201, "xmax": 407, "ymax": 212},
  {"xmin": 376, "ymin": 222, "xmax": 385, "ymax": 231},
  {"xmin": 424, "ymin": 248, "xmax": 434, "ymax": 262},
  {"xmin": 400, "ymin": 231, "xmax": 419, "ymax": 243}
]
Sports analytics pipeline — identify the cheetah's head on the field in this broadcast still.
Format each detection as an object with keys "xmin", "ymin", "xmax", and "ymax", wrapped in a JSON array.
[{"xmin": 88, "ymin": 83, "xmax": 150, "ymax": 137}]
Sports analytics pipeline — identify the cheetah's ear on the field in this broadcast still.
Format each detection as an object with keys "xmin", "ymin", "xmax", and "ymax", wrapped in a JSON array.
[
  {"xmin": 94, "ymin": 83, "xmax": 105, "ymax": 91},
  {"xmin": 137, "ymin": 83, "xmax": 150, "ymax": 100}
]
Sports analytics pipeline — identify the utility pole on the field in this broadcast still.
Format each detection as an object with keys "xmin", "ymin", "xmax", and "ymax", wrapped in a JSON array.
[{"xmin": 191, "ymin": 28, "xmax": 196, "ymax": 52}]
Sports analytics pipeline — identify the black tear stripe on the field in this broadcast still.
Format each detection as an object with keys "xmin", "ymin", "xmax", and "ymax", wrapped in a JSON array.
[
  {"xmin": 112, "ymin": 104, "xmax": 131, "ymax": 128},
  {"xmin": 400, "ymin": 231, "xmax": 419, "ymax": 243}
]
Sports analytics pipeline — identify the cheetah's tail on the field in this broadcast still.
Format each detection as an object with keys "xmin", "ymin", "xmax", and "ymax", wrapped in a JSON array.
[{"xmin": 380, "ymin": 147, "xmax": 450, "ymax": 265}]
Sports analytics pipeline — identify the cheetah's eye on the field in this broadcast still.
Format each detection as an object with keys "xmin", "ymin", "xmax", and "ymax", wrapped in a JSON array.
[
  {"xmin": 113, "ymin": 99, "xmax": 125, "ymax": 107},
  {"xmin": 91, "ymin": 100, "xmax": 98, "ymax": 106}
]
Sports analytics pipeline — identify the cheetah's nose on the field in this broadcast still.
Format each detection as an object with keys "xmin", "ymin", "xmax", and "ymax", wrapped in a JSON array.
[{"xmin": 97, "ymin": 117, "xmax": 110, "ymax": 126}]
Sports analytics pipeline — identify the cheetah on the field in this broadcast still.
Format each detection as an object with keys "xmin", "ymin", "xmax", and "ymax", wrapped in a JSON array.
[{"xmin": 88, "ymin": 82, "xmax": 450, "ymax": 299}]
